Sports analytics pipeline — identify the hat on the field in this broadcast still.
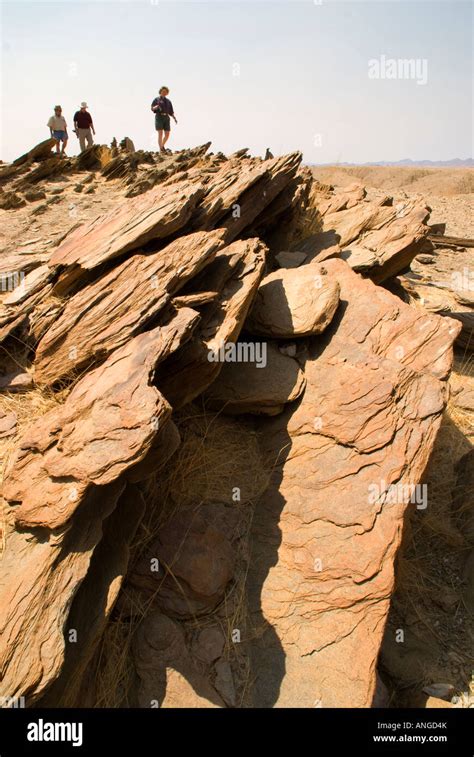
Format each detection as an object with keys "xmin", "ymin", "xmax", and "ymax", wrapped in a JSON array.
[{"xmin": 80, "ymin": 101, "xmax": 88, "ymax": 108}]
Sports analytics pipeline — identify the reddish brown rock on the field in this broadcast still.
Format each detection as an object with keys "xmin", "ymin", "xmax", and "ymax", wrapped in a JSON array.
[
  {"xmin": 156, "ymin": 238, "xmax": 267, "ymax": 407},
  {"xmin": 0, "ymin": 479, "xmax": 125, "ymax": 703},
  {"xmin": 317, "ymin": 182, "xmax": 366, "ymax": 215},
  {"xmin": 130, "ymin": 507, "xmax": 236, "ymax": 618},
  {"xmin": 247, "ymin": 258, "xmax": 461, "ymax": 708},
  {"xmin": 246, "ymin": 261, "xmax": 340, "ymax": 338},
  {"xmin": 132, "ymin": 611, "xmax": 224, "ymax": 708},
  {"xmin": 395, "ymin": 246, "xmax": 474, "ymax": 350},
  {"xmin": 39, "ymin": 484, "xmax": 147, "ymax": 707},
  {"xmin": 203, "ymin": 341, "xmax": 306, "ymax": 415},
  {"xmin": 191, "ymin": 152, "xmax": 301, "ymax": 241},
  {"xmin": 3, "ymin": 309, "xmax": 199, "ymax": 530},
  {"xmin": 339, "ymin": 201, "xmax": 430, "ymax": 282},
  {"xmin": 13, "ymin": 138, "xmax": 56, "ymax": 166},
  {"xmin": 0, "ymin": 371, "xmax": 34, "ymax": 393}
]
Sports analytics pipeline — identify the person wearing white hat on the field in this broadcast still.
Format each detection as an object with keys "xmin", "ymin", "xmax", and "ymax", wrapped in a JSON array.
[{"xmin": 73, "ymin": 102, "xmax": 95, "ymax": 152}]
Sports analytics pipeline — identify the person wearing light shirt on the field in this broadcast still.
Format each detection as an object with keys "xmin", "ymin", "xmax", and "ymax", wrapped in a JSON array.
[{"xmin": 47, "ymin": 105, "xmax": 68, "ymax": 156}]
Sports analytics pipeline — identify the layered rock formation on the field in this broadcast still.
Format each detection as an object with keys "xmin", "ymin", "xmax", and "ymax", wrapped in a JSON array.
[{"xmin": 0, "ymin": 138, "xmax": 463, "ymax": 708}]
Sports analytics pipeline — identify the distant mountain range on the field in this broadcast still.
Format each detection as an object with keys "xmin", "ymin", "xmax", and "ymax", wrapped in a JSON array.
[{"xmin": 311, "ymin": 158, "xmax": 473, "ymax": 168}]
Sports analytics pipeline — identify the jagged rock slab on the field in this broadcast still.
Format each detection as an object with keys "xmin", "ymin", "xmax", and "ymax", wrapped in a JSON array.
[
  {"xmin": 0, "ymin": 479, "xmax": 125, "ymax": 703},
  {"xmin": 155, "ymin": 238, "xmax": 267, "ymax": 407},
  {"xmin": 395, "ymin": 246, "xmax": 474, "ymax": 350},
  {"xmin": 220, "ymin": 153, "xmax": 302, "ymax": 241},
  {"xmin": 3, "ymin": 311, "xmax": 199, "ymax": 530},
  {"xmin": 192, "ymin": 153, "xmax": 301, "ymax": 239},
  {"xmin": 317, "ymin": 182, "xmax": 366, "ymax": 215},
  {"xmin": 76, "ymin": 144, "xmax": 112, "ymax": 171},
  {"xmin": 0, "ymin": 410, "xmax": 17, "ymax": 437},
  {"xmin": 0, "ymin": 191, "xmax": 26, "ymax": 210},
  {"xmin": 396, "ymin": 275, "xmax": 474, "ymax": 351},
  {"xmin": 35, "ymin": 231, "xmax": 223, "ymax": 385},
  {"xmin": 17, "ymin": 156, "xmax": 71, "ymax": 187},
  {"xmin": 316, "ymin": 191, "xmax": 430, "ymax": 283},
  {"xmin": 0, "ymin": 282, "xmax": 53, "ymax": 344},
  {"xmin": 13, "ymin": 138, "xmax": 56, "ymax": 167},
  {"xmin": 3, "ymin": 264, "xmax": 52, "ymax": 306},
  {"xmin": 191, "ymin": 158, "xmax": 271, "ymax": 230},
  {"xmin": 339, "ymin": 202, "xmax": 430, "ymax": 283},
  {"xmin": 48, "ymin": 179, "xmax": 206, "ymax": 287},
  {"xmin": 203, "ymin": 341, "xmax": 306, "ymax": 415},
  {"xmin": 125, "ymin": 143, "xmax": 212, "ymax": 198},
  {"xmin": 38, "ymin": 484, "xmax": 147, "ymax": 707},
  {"xmin": 246, "ymin": 261, "xmax": 340, "ymax": 338},
  {"xmin": 322, "ymin": 201, "xmax": 395, "ymax": 247},
  {"xmin": 247, "ymin": 257, "xmax": 461, "ymax": 708}
]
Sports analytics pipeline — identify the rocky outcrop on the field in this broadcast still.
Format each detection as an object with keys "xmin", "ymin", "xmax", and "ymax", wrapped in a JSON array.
[
  {"xmin": 13, "ymin": 138, "xmax": 57, "ymax": 167},
  {"xmin": 0, "ymin": 142, "xmax": 463, "ymax": 710}
]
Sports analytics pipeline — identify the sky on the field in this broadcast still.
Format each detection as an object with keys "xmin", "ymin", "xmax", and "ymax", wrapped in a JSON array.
[{"xmin": 0, "ymin": 0, "xmax": 472, "ymax": 162}]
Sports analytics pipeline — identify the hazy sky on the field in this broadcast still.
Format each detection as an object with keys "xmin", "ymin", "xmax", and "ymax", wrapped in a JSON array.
[{"xmin": 0, "ymin": 0, "xmax": 472, "ymax": 162}]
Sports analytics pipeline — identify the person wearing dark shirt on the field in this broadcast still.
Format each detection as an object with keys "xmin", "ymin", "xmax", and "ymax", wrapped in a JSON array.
[
  {"xmin": 151, "ymin": 86, "xmax": 177, "ymax": 153},
  {"xmin": 73, "ymin": 102, "xmax": 95, "ymax": 152}
]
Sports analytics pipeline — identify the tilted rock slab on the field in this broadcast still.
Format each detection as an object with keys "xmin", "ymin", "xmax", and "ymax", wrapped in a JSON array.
[
  {"xmin": 3, "ymin": 309, "xmax": 199, "ymax": 530},
  {"xmin": 12, "ymin": 138, "xmax": 56, "ymax": 167},
  {"xmin": 220, "ymin": 153, "xmax": 302, "ymax": 241},
  {"xmin": 248, "ymin": 257, "xmax": 461, "ymax": 708},
  {"xmin": 35, "ymin": 231, "xmax": 223, "ymax": 386},
  {"xmin": 395, "ymin": 246, "xmax": 474, "ymax": 351},
  {"xmin": 39, "ymin": 484, "xmax": 147, "ymax": 707},
  {"xmin": 339, "ymin": 202, "xmax": 430, "ymax": 283},
  {"xmin": 193, "ymin": 153, "xmax": 301, "ymax": 239},
  {"xmin": 48, "ymin": 179, "xmax": 205, "ymax": 290},
  {"xmin": 0, "ymin": 480, "xmax": 125, "ymax": 703},
  {"xmin": 321, "ymin": 196, "xmax": 430, "ymax": 283},
  {"xmin": 246, "ymin": 261, "xmax": 340, "ymax": 338}
]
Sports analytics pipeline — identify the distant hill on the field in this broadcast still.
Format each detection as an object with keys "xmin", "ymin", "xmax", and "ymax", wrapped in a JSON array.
[{"xmin": 311, "ymin": 158, "xmax": 474, "ymax": 168}]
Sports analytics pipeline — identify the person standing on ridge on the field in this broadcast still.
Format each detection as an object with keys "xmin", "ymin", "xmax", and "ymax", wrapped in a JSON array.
[
  {"xmin": 73, "ymin": 102, "xmax": 95, "ymax": 152},
  {"xmin": 47, "ymin": 105, "xmax": 68, "ymax": 156},
  {"xmin": 151, "ymin": 86, "xmax": 177, "ymax": 153}
]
